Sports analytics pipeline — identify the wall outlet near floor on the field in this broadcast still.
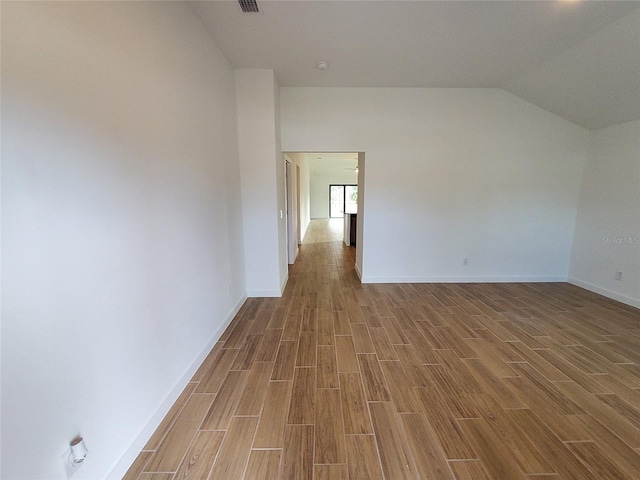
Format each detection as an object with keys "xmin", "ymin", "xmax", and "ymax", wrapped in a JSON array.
[
  {"xmin": 60, "ymin": 450, "xmax": 83, "ymax": 479},
  {"xmin": 615, "ymin": 271, "xmax": 623, "ymax": 281},
  {"xmin": 463, "ymin": 257, "xmax": 469, "ymax": 266}
]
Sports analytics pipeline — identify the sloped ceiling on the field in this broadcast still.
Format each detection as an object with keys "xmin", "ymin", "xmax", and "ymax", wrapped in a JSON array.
[{"xmin": 190, "ymin": 0, "xmax": 640, "ymax": 130}]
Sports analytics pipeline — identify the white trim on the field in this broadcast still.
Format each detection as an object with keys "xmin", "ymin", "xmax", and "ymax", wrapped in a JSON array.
[
  {"xmin": 354, "ymin": 263, "xmax": 362, "ymax": 280},
  {"xmin": 280, "ymin": 271, "xmax": 289, "ymax": 295},
  {"xmin": 360, "ymin": 275, "xmax": 568, "ymax": 284},
  {"xmin": 300, "ymin": 221, "xmax": 309, "ymax": 243},
  {"xmin": 247, "ymin": 289, "xmax": 283, "ymax": 297},
  {"xmin": 568, "ymin": 277, "xmax": 640, "ymax": 309},
  {"xmin": 107, "ymin": 294, "xmax": 247, "ymax": 479},
  {"xmin": 247, "ymin": 273, "xmax": 288, "ymax": 298}
]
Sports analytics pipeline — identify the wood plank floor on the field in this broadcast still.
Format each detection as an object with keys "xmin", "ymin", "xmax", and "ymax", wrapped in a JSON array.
[{"xmin": 126, "ymin": 219, "xmax": 640, "ymax": 480}]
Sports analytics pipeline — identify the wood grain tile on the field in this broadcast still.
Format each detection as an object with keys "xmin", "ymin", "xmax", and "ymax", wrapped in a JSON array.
[
  {"xmin": 280, "ymin": 425, "xmax": 314, "ymax": 480},
  {"xmin": 471, "ymin": 394, "xmax": 554, "ymax": 474},
  {"xmin": 190, "ymin": 343, "xmax": 224, "ymax": 382},
  {"xmin": 200, "ymin": 370, "xmax": 248, "ymax": 430},
  {"xmin": 370, "ymin": 326, "xmax": 399, "ymax": 360},
  {"xmin": 345, "ymin": 435, "xmax": 384, "ymax": 480},
  {"xmin": 296, "ymin": 331, "xmax": 317, "ymax": 366},
  {"xmin": 335, "ymin": 335, "xmax": 359, "ymax": 373},
  {"xmin": 145, "ymin": 394, "xmax": 213, "ymax": 472},
  {"xmin": 567, "ymin": 441, "xmax": 635, "ymax": 480},
  {"xmin": 314, "ymin": 464, "xmax": 348, "ymax": 480},
  {"xmin": 271, "ymin": 340, "xmax": 297, "ymax": 381},
  {"xmin": 314, "ymin": 388, "xmax": 347, "ymax": 464},
  {"xmin": 230, "ymin": 333, "xmax": 263, "ymax": 370},
  {"xmin": 253, "ymin": 380, "xmax": 292, "ymax": 448},
  {"xmin": 414, "ymin": 387, "xmax": 477, "ymax": 460},
  {"xmin": 318, "ymin": 311, "xmax": 336, "ymax": 345},
  {"xmin": 457, "ymin": 417, "xmax": 528, "ymax": 480},
  {"xmin": 137, "ymin": 474, "xmax": 175, "ymax": 480},
  {"xmin": 400, "ymin": 413, "xmax": 455, "ymax": 479},
  {"xmin": 255, "ymin": 328, "xmax": 283, "ymax": 362},
  {"xmin": 447, "ymin": 459, "xmax": 492, "ymax": 480},
  {"xmin": 357, "ymin": 354, "xmax": 391, "ymax": 401},
  {"xmin": 506, "ymin": 408, "xmax": 595, "ymax": 480},
  {"xmin": 351, "ymin": 324, "xmax": 375, "ymax": 353},
  {"xmin": 283, "ymin": 314, "xmax": 302, "ymax": 341},
  {"xmin": 195, "ymin": 348, "xmax": 239, "ymax": 393},
  {"xmin": 287, "ymin": 367, "xmax": 316, "ymax": 424},
  {"xmin": 316, "ymin": 345, "xmax": 339, "ymax": 389},
  {"xmin": 244, "ymin": 450, "xmax": 281, "ymax": 479},
  {"xmin": 208, "ymin": 416, "xmax": 258, "ymax": 480},
  {"xmin": 123, "ymin": 451, "xmax": 153, "ymax": 480},
  {"xmin": 379, "ymin": 361, "xmax": 419, "ymax": 413},
  {"xmin": 172, "ymin": 431, "xmax": 224, "ymax": 480},
  {"xmin": 129, "ymin": 220, "xmax": 640, "ymax": 480},
  {"xmin": 339, "ymin": 372, "xmax": 373, "ymax": 435},
  {"xmin": 334, "ymin": 311, "xmax": 352, "ymax": 336},
  {"xmin": 235, "ymin": 362, "xmax": 274, "ymax": 416},
  {"xmin": 369, "ymin": 401, "xmax": 418, "ymax": 479}
]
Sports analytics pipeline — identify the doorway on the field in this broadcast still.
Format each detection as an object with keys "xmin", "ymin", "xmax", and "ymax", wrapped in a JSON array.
[
  {"xmin": 285, "ymin": 159, "xmax": 300, "ymax": 264},
  {"xmin": 281, "ymin": 151, "xmax": 365, "ymax": 280},
  {"xmin": 329, "ymin": 184, "xmax": 358, "ymax": 218}
]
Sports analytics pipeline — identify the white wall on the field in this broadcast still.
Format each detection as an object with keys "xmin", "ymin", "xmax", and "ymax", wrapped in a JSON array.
[
  {"xmin": 285, "ymin": 153, "xmax": 311, "ymax": 241},
  {"xmin": 236, "ymin": 69, "xmax": 288, "ymax": 296},
  {"xmin": 1, "ymin": 3, "xmax": 246, "ymax": 478},
  {"xmin": 274, "ymin": 77, "xmax": 289, "ymax": 290},
  {"xmin": 355, "ymin": 152, "xmax": 366, "ymax": 278},
  {"xmin": 281, "ymin": 87, "xmax": 589, "ymax": 283},
  {"xmin": 299, "ymin": 158, "xmax": 311, "ymax": 240},
  {"xmin": 569, "ymin": 120, "xmax": 640, "ymax": 308},
  {"xmin": 310, "ymin": 170, "xmax": 358, "ymax": 218}
]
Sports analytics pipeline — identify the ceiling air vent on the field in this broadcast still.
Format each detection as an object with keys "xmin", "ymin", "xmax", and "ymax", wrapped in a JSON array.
[{"xmin": 238, "ymin": 0, "xmax": 260, "ymax": 13}]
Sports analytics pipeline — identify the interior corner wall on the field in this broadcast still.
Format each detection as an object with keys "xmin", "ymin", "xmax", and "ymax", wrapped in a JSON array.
[
  {"xmin": 280, "ymin": 87, "xmax": 589, "ymax": 283},
  {"xmin": 1, "ymin": 2, "xmax": 246, "ymax": 479},
  {"xmin": 569, "ymin": 120, "xmax": 640, "ymax": 308},
  {"xmin": 273, "ymin": 75, "xmax": 289, "ymax": 291},
  {"xmin": 236, "ymin": 69, "xmax": 286, "ymax": 296}
]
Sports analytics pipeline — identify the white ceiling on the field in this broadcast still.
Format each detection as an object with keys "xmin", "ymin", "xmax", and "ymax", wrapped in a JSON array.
[
  {"xmin": 190, "ymin": 0, "xmax": 640, "ymax": 130},
  {"xmin": 288, "ymin": 152, "xmax": 359, "ymax": 175}
]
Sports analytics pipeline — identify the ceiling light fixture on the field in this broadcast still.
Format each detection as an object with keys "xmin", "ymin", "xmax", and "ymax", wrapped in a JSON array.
[{"xmin": 317, "ymin": 61, "xmax": 329, "ymax": 70}]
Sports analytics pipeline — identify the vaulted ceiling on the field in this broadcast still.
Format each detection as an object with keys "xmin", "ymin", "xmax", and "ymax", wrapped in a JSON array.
[{"xmin": 190, "ymin": 1, "xmax": 640, "ymax": 130}]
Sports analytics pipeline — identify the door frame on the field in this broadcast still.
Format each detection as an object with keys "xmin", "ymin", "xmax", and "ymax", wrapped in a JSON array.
[{"xmin": 329, "ymin": 184, "xmax": 358, "ymax": 218}]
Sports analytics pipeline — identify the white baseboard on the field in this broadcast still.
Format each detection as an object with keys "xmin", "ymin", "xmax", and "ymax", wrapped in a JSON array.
[
  {"xmin": 280, "ymin": 271, "xmax": 289, "ymax": 295},
  {"xmin": 107, "ymin": 294, "xmax": 247, "ymax": 479},
  {"xmin": 568, "ymin": 277, "xmax": 640, "ymax": 309},
  {"xmin": 247, "ymin": 273, "xmax": 289, "ymax": 298},
  {"xmin": 354, "ymin": 263, "xmax": 362, "ymax": 280},
  {"xmin": 360, "ymin": 275, "xmax": 568, "ymax": 284}
]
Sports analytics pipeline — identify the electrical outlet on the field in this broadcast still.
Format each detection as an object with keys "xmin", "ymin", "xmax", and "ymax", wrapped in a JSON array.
[
  {"xmin": 463, "ymin": 257, "xmax": 469, "ymax": 266},
  {"xmin": 615, "ymin": 271, "xmax": 623, "ymax": 281},
  {"xmin": 60, "ymin": 450, "xmax": 83, "ymax": 479}
]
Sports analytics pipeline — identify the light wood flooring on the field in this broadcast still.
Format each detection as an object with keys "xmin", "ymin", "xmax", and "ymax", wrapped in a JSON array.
[{"xmin": 125, "ymin": 219, "xmax": 640, "ymax": 480}]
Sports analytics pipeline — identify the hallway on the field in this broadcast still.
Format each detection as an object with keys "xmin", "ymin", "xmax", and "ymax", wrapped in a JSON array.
[{"xmin": 126, "ymin": 219, "xmax": 640, "ymax": 480}]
